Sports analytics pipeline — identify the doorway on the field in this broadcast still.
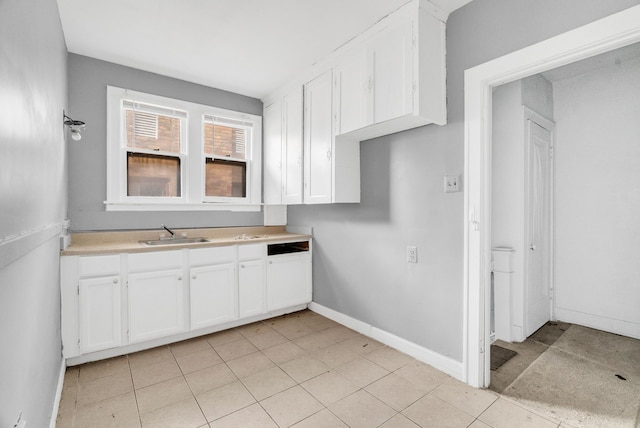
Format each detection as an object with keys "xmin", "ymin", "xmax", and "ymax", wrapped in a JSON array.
[
  {"xmin": 463, "ymin": 5, "xmax": 640, "ymax": 388},
  {"xmin": 490, "ymin": 81, "xmax": 555, "ymax": 346}
]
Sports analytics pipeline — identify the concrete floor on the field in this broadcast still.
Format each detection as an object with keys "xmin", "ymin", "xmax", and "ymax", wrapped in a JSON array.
[
  {"xmin": 490, "ymin": 321, "xmax": 571, "ymax": 394},
  {"xmin": 490, "ymin": 323, "xmax": 640, "ymax": 428}
]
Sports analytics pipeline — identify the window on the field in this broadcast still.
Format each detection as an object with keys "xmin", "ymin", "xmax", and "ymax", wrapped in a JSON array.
[
  {"xmin": 203, "ymin": 116, "xmax": 252, "ymax": 200},
  {"xmin": 123, "ymin": 100, "xmax": 186, "ymax": 198},
  {"xmin": 106, "ymin": 86, "xmax": 262, "ymax": 211}
]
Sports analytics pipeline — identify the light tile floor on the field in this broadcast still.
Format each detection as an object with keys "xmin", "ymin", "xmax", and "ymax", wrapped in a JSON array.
[{"xmin": 56, "ymin": 310, "xmax": 563, "ymax": 427}]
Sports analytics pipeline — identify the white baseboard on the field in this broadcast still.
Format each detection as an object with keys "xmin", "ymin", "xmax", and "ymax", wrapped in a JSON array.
[
  {"xmin": 555, "ymin": 307, "xmax": 640, "ymax": 340},
  {"xmin": 50, "ymin": 358, "xmax": 66, "ymax": 428},
  {"xmin": 308, "ymin": 302, "xmax": 465, "ymax": 382},
  {"xmin": 308, "ymin": 302, "xmax": 371, "ymax": 336}
]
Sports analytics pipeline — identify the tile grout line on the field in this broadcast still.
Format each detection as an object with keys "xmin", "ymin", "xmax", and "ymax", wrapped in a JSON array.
[
  {"xmin": 65, "ymin": 310, "xmax": 501, "ymax": 428},
  {"xmin": 127, "ymin": 355, "xmax": 144, "ymax": 428},
  {"xmin": 171, "ymin": 343, "xmax": 210, "ymax": 428}
]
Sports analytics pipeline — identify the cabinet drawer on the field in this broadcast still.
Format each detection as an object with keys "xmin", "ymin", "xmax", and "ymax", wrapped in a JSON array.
[
  {"xmin": 79, "ymin": 255, "xmax": 120, "ymax": 277},
  {"xmin": 128, "ymin": 250, "xmax": 182, "ymax": 272},
  {"xmin": 190, "ymin": 246, "xmax": 235, "ymax": 266},
  {"xmin": 238, "ymin": 243, "xmax": 266, "ymax": 261}
]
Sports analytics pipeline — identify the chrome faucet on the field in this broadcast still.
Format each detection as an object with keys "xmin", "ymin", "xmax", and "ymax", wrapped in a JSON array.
[{"xmin": 161, "ymin": 224, "xmax": 175, "ymax": 238}]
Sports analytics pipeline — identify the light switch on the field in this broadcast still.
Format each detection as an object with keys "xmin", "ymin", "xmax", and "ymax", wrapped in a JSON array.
[{"xmin": 444, "ymin": 174, "xmax": 461, "ymax": 193}]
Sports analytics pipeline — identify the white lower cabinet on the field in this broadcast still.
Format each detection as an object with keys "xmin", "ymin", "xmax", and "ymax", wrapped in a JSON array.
[
  {"xmin": 238, "ymin": 243, "xmax": 267, "ymax": 318},
  {"xmin": 239, "ymin": 259, "xmax": 266, "ymax": 318},
  {"xmin": 79, "ymin": 275, "xmax": 122, "ymax": 354},
  {"xmin": 190, "ymin": 263, "xmax": 237, "ymax": 330},
  {"xmin": 267, "ymin": 253, "xmax": 312, "ymax": 311},
  {"xmin": 61, "ymin": 239, "xmax": 311, "ymax": 361},
  {"xmin": 128, "ymin": 269, "xmax": 185, "ymax": 343}
]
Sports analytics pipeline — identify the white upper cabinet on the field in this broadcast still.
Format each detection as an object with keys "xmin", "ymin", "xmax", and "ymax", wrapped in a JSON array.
[
  {"xmin": 263, "ymin": 86, "xmax": 303, "ymax": 205},
  {"xmin": 334, "ymin": 50, "xmax": 368, "ymax": 135},
  {"xmin": 333, "ymin": 2, "xmax": 445, "ymax": 141},
  {"xmin": 263, "ymin": 100, "xmax": 283, "ymax": 205},
  {"xmin": 282, "ymin": 88, "xmax": 304, "ymax": 204},
  {"xmin": 334, "ymin": 20, "xmax": 415, "ymax": 137},
  {"xmin": 304, "ymin": 70, "xmax": 334, "ymax": 204},
  {"xmin": 370, "ymin": 21, "xmax": 414, "ymax": 125},
  {"xmin": 263, "ymin": 0, "xmax": 445, "ymax": 205}
]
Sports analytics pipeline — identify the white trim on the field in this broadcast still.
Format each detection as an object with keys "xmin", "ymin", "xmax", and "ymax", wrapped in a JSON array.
[
  {"xmin": 371, "ymin": 327, "xmax": 464, "ymax": 381},
  {"xmin": 308, "ymin": 302, "xmax": 465, "ymax": 381},
  {"xmin": 106, "ymin": 86, "xmax": 262, "ymax": 210},
  {"xmin": 554, "ymin": 307, "xmax": 640, "ymax": 341},
  {"xmin": 522, "ymin": 107, "xmax": 555, "ymax": 338},
  {"xmin": 49, "ymin": 359, "xmax": 66, "ymax": 428},
  {"xmin": 463, "ymin": 5, "xmax": 640, "ymax": 388},
  {"xmin": 308, "ymin": 302, "xmax": 371, "ymax": 335},
  {"xmin": 0, "ymin": 223, "xmax": 63, "ymax": 270},
  {"xmin": 104, "ymin": 202, "xmax": 261, "ymax": 212}
]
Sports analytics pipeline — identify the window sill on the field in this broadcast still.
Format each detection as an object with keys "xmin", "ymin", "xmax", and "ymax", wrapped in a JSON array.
[{"xmin": 104, "ymin": 202, "xmax": 262, "ymax": 212}]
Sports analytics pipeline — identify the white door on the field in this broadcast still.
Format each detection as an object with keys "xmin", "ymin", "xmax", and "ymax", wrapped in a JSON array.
[
  {"xmin": 263, "ymin": 99, "xmax": 283, "ymax": 204},
  {"xmin": 304, "ymin": 70, "xmax": 333, "ymax": 204},
  {"xmin": 238, "ymin": 259, "xmax": 266, "ymax": 318},
  {"xmin": 369, "ymin": 22, "xmax": 414, "ymax": 124},
  {"xmin": 190, "ymin": 263, "xmax": 237, "ymax": 330},
  {"xmin": 525, "ymin": 119, "xmax": 553, "ymax": 337},
  {"xmin": 282, "ymin": 87, "xmax": 304, "ymax": 204},
  {"xmin": 266, "ymin": 254, "xmax": 312, "ymax": 311},
  {"xmin": 79, "ymin": 275, "xmax": 122, "ymax": 353},
  {"xmin": 335, "ymin": 51, "xmax": 368, "ymax": 135},
  {"xmin": 128, "ymin": 269, "xmax": 184, "ymax": 343}
]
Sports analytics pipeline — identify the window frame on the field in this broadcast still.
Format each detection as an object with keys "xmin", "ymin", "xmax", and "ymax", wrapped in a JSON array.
[
  {"xmin": 106, "ymin": 86, "xmax": 262, "ymax": 212},
  {"xmin": 122, "ymin": 99, "xmax": 187, "ymax": 203},
  {"xmin": 202, "ymin": 114, "xmax": 253, "ymax": 203}
]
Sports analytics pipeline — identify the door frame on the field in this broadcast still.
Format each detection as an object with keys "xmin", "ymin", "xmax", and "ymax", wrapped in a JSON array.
[
  {"xmin": 523, "ymin": 108, "xmax": 555, "ymax": 338},
  {"xmin": 463, "ymin": 5, "xmax": 640, "ymax": 388}
]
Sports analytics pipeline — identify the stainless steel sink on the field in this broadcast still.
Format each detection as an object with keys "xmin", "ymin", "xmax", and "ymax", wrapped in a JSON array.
[{"xmin": 140, "ymin": 237, "xmax": 209, "ymax": 246}]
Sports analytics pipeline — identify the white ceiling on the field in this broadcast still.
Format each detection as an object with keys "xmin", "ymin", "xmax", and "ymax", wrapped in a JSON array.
[{"xmin": 56, "ymin": 0, "xmax": 473, "ymax": 100}]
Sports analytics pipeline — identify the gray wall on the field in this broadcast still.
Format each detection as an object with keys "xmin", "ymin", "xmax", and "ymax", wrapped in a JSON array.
[
  {"xmin": 288, "ymin": 0, "xmax": 640, "ymax": 361},
  {"xmin": 67, "ymin": 54, "xmax": 264, "ymax": 231},
  {"xmin": 0, "ymin": 0, "xmax": 68, "ymax": 425}
]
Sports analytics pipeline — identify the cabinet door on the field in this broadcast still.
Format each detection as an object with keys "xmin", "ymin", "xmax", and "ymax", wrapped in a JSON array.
[
  {"xmin": 304, "ymin": 70, "xmax": 333, "ymax": 204},
  {"xmin": 128, "ymin": 269, "xmax": 184, "ymax": 343},
  {"xmin": 238, "ymin": 259, "xmax": 266, "ymax": 318},
  {"xmin": 263, "ymin": 99, "xmax": 283, "ymax": 205},
  {"xmin": 190, "ymin": 263, "xmax": 237, "ymax": 330},
  {"xmin": 282, "ymin": 87, "xmax": 304, "ymax": 205},
  {"xmin": 266, "ymin": 254, "xmax": 312, "ymax": 311},
  {"xmin": 370, "ymin": 22, "xmax": 414, "ymax": 124},
  {"xmin": 79, "ymin": 276, "xmax": 122, "ymax": 354},
  {"xmin": 335, "ymin": 51, "xmax": 369, "ymax": 135}
]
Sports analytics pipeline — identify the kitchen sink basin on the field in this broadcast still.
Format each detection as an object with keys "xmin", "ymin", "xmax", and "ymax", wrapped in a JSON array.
[{"xmin": 140, "ymin": 237, "xmax": 209, "ymax": 246}]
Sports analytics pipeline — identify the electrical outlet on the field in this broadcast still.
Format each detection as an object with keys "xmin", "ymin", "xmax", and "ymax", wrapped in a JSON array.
[
  {"xmin": 407, "ymin": 246, "xmax": 417, "ymax": 263},
  {"xmin": 444, "ymin": 174, "xmax": 461, "ymax": 193}
]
